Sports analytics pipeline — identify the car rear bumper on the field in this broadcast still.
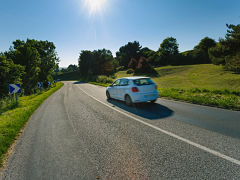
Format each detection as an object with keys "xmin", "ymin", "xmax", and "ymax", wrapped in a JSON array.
[{"xmin": 131, "ymin": 91, "xmax": 159, "ymax": 103}]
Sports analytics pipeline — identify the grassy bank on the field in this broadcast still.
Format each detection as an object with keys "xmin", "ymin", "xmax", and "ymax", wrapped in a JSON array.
[
  {"xmin": 0, "ymin": 82, "xmax": 64, "ymax": 167},
  {"xmin": 158, "ymin": 88, "xmax": 240, "ymax": 110}
]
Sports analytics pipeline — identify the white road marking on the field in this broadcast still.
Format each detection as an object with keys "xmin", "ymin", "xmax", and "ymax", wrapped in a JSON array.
[{"xmin": 77, "ymin": 85, "xmax": 240, "ymax": 166}]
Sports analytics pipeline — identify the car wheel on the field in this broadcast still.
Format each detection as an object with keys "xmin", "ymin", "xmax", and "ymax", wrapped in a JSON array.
[
  {"xmin": 106, "ymin": 91, "xmax": 111, "ymax": 100},
  {"xmin": 150, "ymin": 99, "xmax": 157, "ymax": 103},
  {"xmin": 125, "ymin": 95, "xmax": 133, "ymax": 106}
]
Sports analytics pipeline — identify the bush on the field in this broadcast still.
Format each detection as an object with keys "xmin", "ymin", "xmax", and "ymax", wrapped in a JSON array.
[
  {"xmin": 225, "ymin": 53, "xmax": 240, "ymax": 73},
  {"xmin": 116, "ymin": 66, "xmax": 125, "ymax": 71},
  {"xmin": 96, "ymin": 75, "xmax": 113, "ymax": 84},
  {"xmin": 127, "ymin": 69, "xmax": 134, "ymax": 74},
  {"xmin": 135, "ymin": 56, "xmax": 155, "ymax": 74}
]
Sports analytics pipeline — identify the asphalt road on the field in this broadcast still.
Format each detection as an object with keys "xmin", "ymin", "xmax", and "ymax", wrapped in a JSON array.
[{"xmin": 1, "ymin": 81, "xmax": 240, "ymax": 179}]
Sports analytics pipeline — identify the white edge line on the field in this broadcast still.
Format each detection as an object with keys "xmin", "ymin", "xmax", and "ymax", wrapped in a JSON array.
[{"xmin": 77, "ymin": 85, "xmax": 240, "ymax": 166}]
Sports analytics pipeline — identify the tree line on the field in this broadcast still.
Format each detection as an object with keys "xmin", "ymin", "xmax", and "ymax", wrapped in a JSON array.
[
  {"xmin": 78, "ymin": 23, "xmax": 240, "ymax": 77},
  {"xmin": 0, "ymin": 39, "xmax": 59, "ymax": 97}
]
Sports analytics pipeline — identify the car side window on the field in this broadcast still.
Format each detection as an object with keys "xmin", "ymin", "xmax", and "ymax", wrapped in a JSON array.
[
  {"xmin": 119, "ymin": 79, "xmax": 129, "ymax": 86},
  {"xmin": 112, "ymin": 79, "xmax": 120, "ymax": 86}
]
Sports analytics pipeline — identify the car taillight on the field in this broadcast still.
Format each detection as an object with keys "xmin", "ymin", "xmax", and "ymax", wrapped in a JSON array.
[{"xmin": 132, "ymin": 87, "xmax": 139, "ymax": 92}]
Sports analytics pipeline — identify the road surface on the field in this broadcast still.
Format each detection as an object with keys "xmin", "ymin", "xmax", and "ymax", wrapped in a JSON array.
[{"xmin": 1, "ymin": 81, "xmax": 240, "ymax": 179}]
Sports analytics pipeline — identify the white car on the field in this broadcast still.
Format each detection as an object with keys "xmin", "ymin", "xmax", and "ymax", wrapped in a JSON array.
[{"xmin": 106, "ymin": 77, "xmax": 159, "ymax": 106}]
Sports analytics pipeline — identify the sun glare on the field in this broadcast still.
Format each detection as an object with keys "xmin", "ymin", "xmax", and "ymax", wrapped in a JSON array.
[{"xmin": 84, "ymin": 0, "xmax": 107, "ymax": 15}]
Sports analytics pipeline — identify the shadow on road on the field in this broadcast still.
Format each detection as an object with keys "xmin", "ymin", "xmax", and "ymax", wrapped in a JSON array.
[
  {"xmin": 73, "ymin": 81, "xmax": 86, "ymax": 84},
  {"xmin": 107, "ymin": 99, "xmax": 174, "ymax": 120}
]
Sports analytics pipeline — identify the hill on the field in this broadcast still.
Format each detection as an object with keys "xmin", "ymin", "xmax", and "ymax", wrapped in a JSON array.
[{"xmin": 115, "ymin": 64, "xmax": 240, "ymax": 91}]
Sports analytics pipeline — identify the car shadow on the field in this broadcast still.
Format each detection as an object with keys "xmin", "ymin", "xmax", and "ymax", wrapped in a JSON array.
[{"xmin": 107, "ymin": 99, "xmax": 174, "ymax": 120}]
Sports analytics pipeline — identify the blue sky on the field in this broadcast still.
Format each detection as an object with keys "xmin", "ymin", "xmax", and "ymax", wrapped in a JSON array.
[{"xmin": 0, "ymin": 0, "xmax": 239, "ymax": 67}]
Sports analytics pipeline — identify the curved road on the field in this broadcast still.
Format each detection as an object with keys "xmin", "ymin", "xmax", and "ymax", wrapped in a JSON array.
[{"xmin": 1, "ymin": 81, "xmax": 240, "ymax": 179}]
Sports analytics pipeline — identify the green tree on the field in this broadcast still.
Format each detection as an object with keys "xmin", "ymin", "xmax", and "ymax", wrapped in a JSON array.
[
  {"xmin": 159, "ymin": 37, "xmax": 179, "ymax": 56},
  {"xmin": 13, "ymin": 43, "xmax": 41, "ymax": 94},
  {"xmin": 209, "ymin": 24, "xmax": 240, "ymax": 72},
  {"xmin": 78, "ymin": 49, "xmax": 114, "ymax": 78},
  {"xmin": 158, "ymin": 37, "xmax": 179, "ymax": 65},
  {"xmin": 66, "ymin": 64, "xmax": 78, "ymax": 72},
  {"xmin": 194, "ymin": 37, "xmax": 216, "ymax": 63},
  {"xmin": 116, "ymin": 41, "xmax": 142, "ymax": 68},
  {"xmin": 0, "ymin": 55, "xmax": 25, "ymax": 97},
  {"xmin": 25, "ymin": 39, "xmax": 59, "ymax": 86}
]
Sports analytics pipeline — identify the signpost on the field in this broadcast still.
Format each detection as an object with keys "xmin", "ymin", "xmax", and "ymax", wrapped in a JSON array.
[
  {"xmin": 9, "ymin": 84, "xmax": 21, "ymax": 102},
  {"xmin": 37, "ymin": 82, "xmax": 43, "ymax": 91}
]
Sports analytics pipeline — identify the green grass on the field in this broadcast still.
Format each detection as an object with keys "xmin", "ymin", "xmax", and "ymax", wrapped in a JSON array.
[
  {"xmin": 0, "ymin": 82, "xmax": 64, "ymax": 167},
  {"xmin": 115, "ymin": 64, "xmax": 240, "ymax": 90},
  {"xmin": 88, "ymin": 82, "xmax": 109, "ymax": 87},
  {"xmin": 158, "ymin": 88, "xmax": 240, "ymax": 110}
]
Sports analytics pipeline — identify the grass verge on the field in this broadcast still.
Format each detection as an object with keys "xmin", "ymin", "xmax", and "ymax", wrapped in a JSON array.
[
  {"xmin": 0, "ymin": 82, "xmax": 64, "ymax": 167},
  {"xmin": 89, "ymin": 82, "xmax": 240, "ymax": 111},
  {"xmin": 158, "ymin": 88, "xmax": 240, "ymax": 110}
]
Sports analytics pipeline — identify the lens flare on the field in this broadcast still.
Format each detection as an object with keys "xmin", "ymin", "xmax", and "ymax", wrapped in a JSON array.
[{"xmin": 84, "ymin": 0, "xmax": 107, "ymax": 15}]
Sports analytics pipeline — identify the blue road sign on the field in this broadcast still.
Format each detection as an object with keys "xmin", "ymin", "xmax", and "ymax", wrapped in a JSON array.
[
  {"xmin": 54, "ymin": 80, "xmax": 56, "ymax": 83},
  {"xmin": 37, "ymin": 82, "xmax": 43, "ymax": 88},
  {"xmin": 48, "ymin": 82, "xmax": 51, "ymax": 86},
  {"xmin": 9, "ymin": 84, "xmax": 21, "ymax": 94}
]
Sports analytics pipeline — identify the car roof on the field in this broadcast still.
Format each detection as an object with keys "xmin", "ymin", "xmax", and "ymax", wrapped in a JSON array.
[{"xmin": 120, "ymin": 77, "xmax": 150, "ymax": 80}]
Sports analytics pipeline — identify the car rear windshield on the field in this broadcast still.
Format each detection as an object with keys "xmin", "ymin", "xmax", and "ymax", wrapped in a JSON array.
[{"xmin": 133, "ymin": 78, "xmax": 154, "ymax": 86}]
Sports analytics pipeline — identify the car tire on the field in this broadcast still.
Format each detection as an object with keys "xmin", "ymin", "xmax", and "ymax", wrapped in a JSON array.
[
  {"xmin": 106, "ymin": 91, "xmax": 111, "ymax": 100},
  {"xmin": 150, "ymin": 99, "xmax": 157, "ymax": 103},
  {"xmin": 125, "ymin": 95, "xmax": 133, "ymax": 106}
]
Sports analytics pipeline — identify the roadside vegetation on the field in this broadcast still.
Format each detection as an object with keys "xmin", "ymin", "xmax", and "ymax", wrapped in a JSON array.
[{"xmin": 0, "ymin": 82, "xmax": 63, "ymax": 167}]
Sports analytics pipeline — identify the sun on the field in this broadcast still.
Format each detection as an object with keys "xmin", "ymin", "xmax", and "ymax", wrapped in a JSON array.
[{"xmin": 84, "ymin": 0, "xmax": 107, "ymax": 15}]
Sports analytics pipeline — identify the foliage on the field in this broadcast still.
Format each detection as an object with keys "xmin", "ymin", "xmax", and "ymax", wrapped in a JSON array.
[
  {"xmin": 209, "ymin": 24, "xmax": 240, "ymax": 72},
  {"xmin": 225, "ymin": 52, "xmax": 240, "ymax": 73},
  {"xmin": 11, "ymin": 42, "xmax": 41, "ymax": 94},
  {"xmin": 63, "ymin": 64, "xmax": 78, "ymax": 72},
  {"xmin": 28, "ymin": 40, "xmax": 59, "ymax": 86},
  {"xmin": 116, "ymin": 66, "xmax": 125, "ymax": 71},
  {"xmin": 96, "ymin": 75, "xmax": 113, "ymax": 84},
  {"xmin": 103, "ymin": 61, "xmax": 114, "ymax": 75},
  {"xmin": 116, "ymin": 41, "xmax": 142, "ymax": 68},
  {"xmin": 158, "ymin": 37, "xmax": 179, "ymax": 56},
  {"xmin": 135, "ymin": 56, "xmax": 155, "ymax": 73},
  {"xmin": 53, "ymin": 71, "xmax": 80, "ymax": 81},
  {"xmin": 78, "ymin": 49, "xmax": 115, "ymax": 78},
  {"xmin": 157, "ymin": 37, "xmax": 179, "ymax": 66},
  {"xmin": 3, "ymin": 39, "xmax": 59, "ymax": 95},
  {"xmin": 126, "ymin": 68, "xmax": 134, "ymax": 74},
  {"xmin": 0, "ymin": 55, "xmax": 25, "ymax": 97},
  {"xmin": 193, "ymin": 37, "xmax": 216, "ymax": 64}
]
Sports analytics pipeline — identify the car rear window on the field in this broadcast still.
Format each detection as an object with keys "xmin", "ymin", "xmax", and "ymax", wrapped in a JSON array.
[{"xmin": 133, "ymin": 78, "xmax": 154, "ymax": 86}]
